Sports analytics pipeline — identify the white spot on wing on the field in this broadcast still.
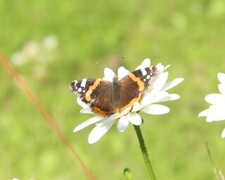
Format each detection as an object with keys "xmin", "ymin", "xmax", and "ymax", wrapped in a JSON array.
[
  {"xmin": 81, "ymin": 79, "xmax": 87, "ymax": 87},
  {"xmin": 141, "ymin": 68, "xmax": 147, "ymax": 76},
  {"xmin": 78, "ymin": 87, "xmax": 82, "ymax": 92}
]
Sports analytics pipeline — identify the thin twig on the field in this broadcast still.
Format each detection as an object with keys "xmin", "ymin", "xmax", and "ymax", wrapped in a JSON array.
[
  {"xmin": 205, "ymin": 142, "xmax": 224, "ymax": 180},
  {"xmin": 0, "ymin": 50, "xmax": 95, "ymax": 180}
]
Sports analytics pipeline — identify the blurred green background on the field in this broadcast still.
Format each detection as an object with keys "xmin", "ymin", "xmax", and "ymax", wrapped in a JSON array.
[{"xmin": 1, "ymin": 0, "xmax": 225, "ymax": 179}]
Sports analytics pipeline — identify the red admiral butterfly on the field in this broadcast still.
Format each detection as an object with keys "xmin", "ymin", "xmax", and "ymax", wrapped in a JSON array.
[{"xmin": 70, "ymin": 66, "xmax": 158, "ymax": 117}]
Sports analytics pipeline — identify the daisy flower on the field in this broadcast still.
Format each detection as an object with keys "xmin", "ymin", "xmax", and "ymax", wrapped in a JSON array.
[
  {"xmin": 70, "ymin": 58, "xmax": 184, "ymax": 144},
  {"xmin": 199, "ymin": 73, "xmax": 225, "ymax": 138}
]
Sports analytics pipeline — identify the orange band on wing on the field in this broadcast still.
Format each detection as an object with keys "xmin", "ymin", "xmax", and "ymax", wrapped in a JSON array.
[
  {"xmin": 128, "ymin": 73, "xmax": 144, "ymax": 91},
  {"xmin": 92, "ymin": 106, "xmax": 113, "ymax": 117},
  {"xmin": 120, "ymin": 97, "xmax": 141, "ymax": 113},
  {"xmin": 85, "ymin": 79, "xmax": 101, "ymax": 102}
]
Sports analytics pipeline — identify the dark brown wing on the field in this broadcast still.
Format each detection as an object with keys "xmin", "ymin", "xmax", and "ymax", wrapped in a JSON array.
[
  {"xmin": 132, "ymin": 66, "xmax": 158, "ymax": 90},
  {"xmin": 70, "ymin": 79, "xmax": 96, "ymax": 104},
  {"xmin": 89, "ymin": 80, "xmax": 116, "ymax": 117},
  {"xmin": 118, "ymin": 66, "xmax": 158, "ymax": 111},
  {"xmin": 70, "ymin": 79, "xmax": 116, "ymax": 117}
]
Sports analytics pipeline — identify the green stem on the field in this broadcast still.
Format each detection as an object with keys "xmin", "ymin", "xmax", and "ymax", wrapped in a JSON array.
[{"xmin": 133, "ymin": 125, "xmax": 156, "ymax": 180}]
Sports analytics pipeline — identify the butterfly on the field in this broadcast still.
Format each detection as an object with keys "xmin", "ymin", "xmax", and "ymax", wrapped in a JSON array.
[{"xmin": 70, "ymin": 66, "xmax": 158, "ymax": 117}]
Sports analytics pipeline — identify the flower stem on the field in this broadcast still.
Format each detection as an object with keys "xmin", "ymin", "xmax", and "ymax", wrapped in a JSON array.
[{"xmin": 133, "ymin": 125, "xmax": 156, "ymax": 180}]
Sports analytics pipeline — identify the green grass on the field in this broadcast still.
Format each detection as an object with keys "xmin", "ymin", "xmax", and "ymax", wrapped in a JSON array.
[{"xmin": 1, "ymin": 0, "xmax": 225, "ymax": 179}]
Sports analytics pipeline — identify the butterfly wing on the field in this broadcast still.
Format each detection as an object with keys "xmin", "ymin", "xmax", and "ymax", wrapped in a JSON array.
[
  {"xmin": 70, "ymin": 66, "xmax": 158, "ymax": 116},
  {"xmin": 70, "ymin": 79, "xmax": 116, "ymax": 117},
  {"xmin": 90, "ymin": 80, "xmax": 117, "ymax": 117},
  {"xmin": 118, "ymin": 66, "xmax": 158, "ymax": 111},
  {"xmin": 70, "ymin": 79, "xmax": 96, "ymax": 104}
]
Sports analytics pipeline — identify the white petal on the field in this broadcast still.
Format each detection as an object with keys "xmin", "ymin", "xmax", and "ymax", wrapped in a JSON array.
[
  {"xmin": 218, "ymin": 73, "xmax": 225, "ymax": 84},
  {"xmin": 205, "ymin": 94, "xmax": 225, "ymax": 105},
  {"xmin": 132, "ymin": 102, "xmax": 142, "ymax": 112},
  {"xmin": 142, "ymin": 92, "xmax": 169, "ymax": 106},
  {"xmin": 152, "ymin": 72, "xmax": 168, "ymax": 92},
  {"xmin": 135, "ymin": 58, "xmax": 151, "ymax": 70},
  {"xmin": 141, "ymin": 104, "xmax": 170, "ymax": 115},
  {"xmin": 206, "ymin": 108, "xmax": 225, "ymax": 122},
  {"xmin": 120, "ymin": 106, "xmax": 132, "ymax": 115},
  {"xmin": 141, "ymin": 92, "xmax": 163, "ymax": 106},
  {"xmin": 206, "ymin": 114, "xmax": 225, "ymax": 122},
  {"xmin": 162, "ymin": 78, "xmax": 184, "ymax": 91},
  {"xmin": 77, "ymin": 97, "xmax": 89, "ymax": 108},
  {"xmin": 199, "ymin": 106, "xmax": 225, "ymax": 122},
  {"xmin": 164, "ymin": 64, "xmax": 171, "ymax": 70},
  {"xmin": 222, "ymin": 128, "xmax": 225, "ymax": 138},
  {"xmin": 155, "ymin": 63, "xmax": 166, "ymax": 72},
  {"xmin": 157, "ymin": 94, "xmax": 181, "ymax": 102},
  {"xmin": 73, "ymin": 116, "xmax": 104, "ymax": 132},
  {"xmin": 218, "ymin": 84, "xmax": 225, "ymax": 94},
  {"xmin": 128, "ymin": 113, "xmax": 142, "ymax": 125},
  {"xmin": 198, "ymin": 109, "xmax": 210, "ymax": 117},
  {"xmin": 80, "ymin": 108, "xmax": 93, "ymax": 114},
  {"xmin": 88, "ymin": 119, "xmax": 115, "ymax": 144},
  {"xmin": 103, "ymin": 68, "xmax": 115, "ymax": 81},
  {"xmin": 117, "ymin": 116, "xmax": 129, "ymax": 132},
  {"xmin": 118, "ymin": 66, "xmax": 129, "ymax": 80}
]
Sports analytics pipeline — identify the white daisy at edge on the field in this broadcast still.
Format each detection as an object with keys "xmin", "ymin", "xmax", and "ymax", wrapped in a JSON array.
[
  {"xmin": 199, "ymin": 73, "xmax": 225, "ymax": 138},
  {"xmin": 74, "ymin": 58, "xmax": 184, "ymax": 144}
]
